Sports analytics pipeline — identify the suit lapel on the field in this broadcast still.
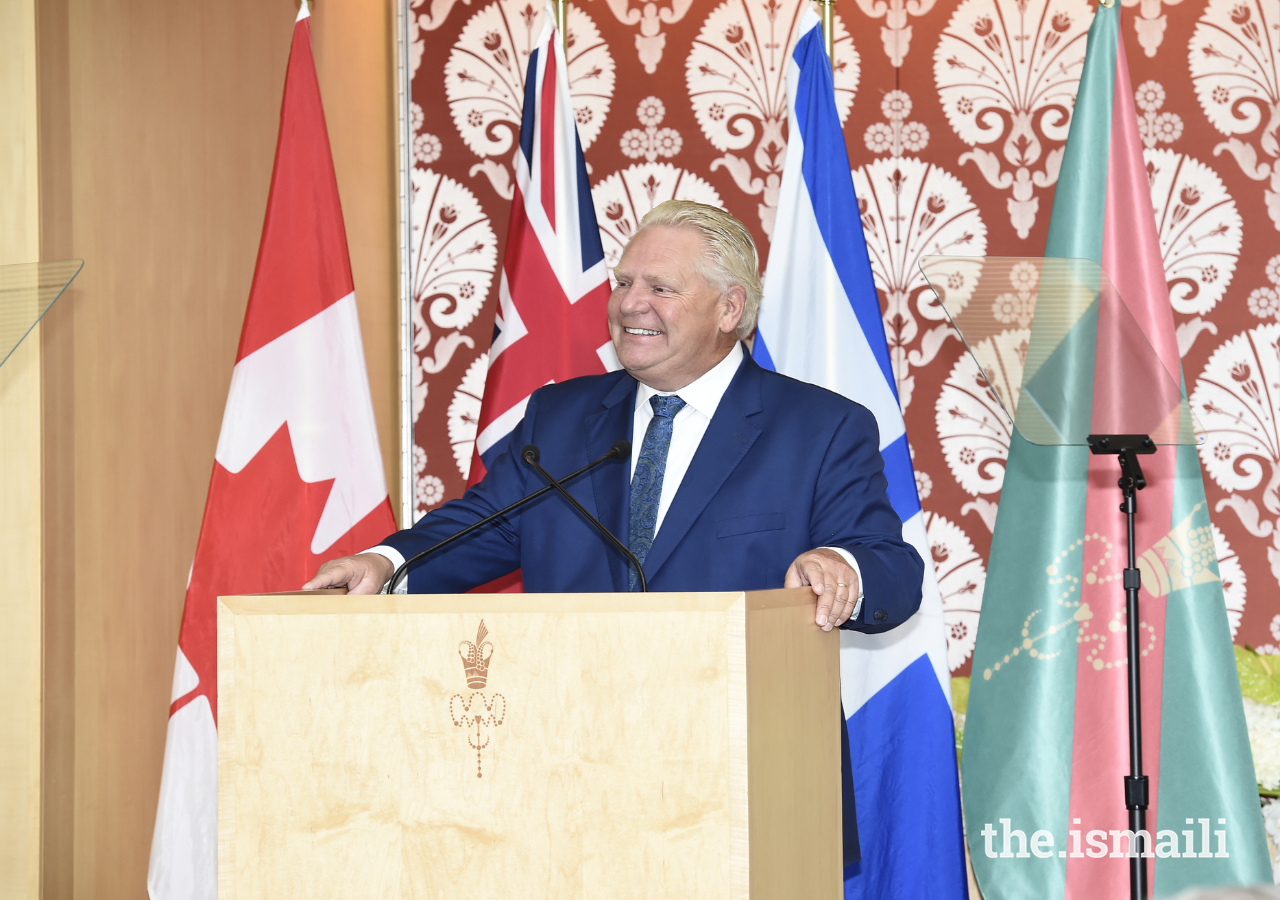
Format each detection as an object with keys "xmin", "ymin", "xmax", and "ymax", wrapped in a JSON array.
[
  {"xmin": 586, "ymin": 374, "xmax": 638, "ymax": 592},
  {"xmin": 641, "ymin": 356, "xmax": 764, "ymax": 582}
]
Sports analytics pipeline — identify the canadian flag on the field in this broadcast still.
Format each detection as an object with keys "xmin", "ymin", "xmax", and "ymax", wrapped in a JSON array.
[{"xmin": 146, "ymin": 4, "xmax": 396, "ymax": 897}]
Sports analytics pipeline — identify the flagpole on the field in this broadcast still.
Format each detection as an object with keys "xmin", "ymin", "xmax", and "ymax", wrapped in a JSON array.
[
  {"xmin": 818, "ymin": 0, "xmax": 835, "ymax": 66},
  {"xmin": 553, "ymin": 0, "xmax": 569, "ymax": 51},
  {"xmin": 395, "ymin": 0, "xmax": 416, "ymax": 526}
]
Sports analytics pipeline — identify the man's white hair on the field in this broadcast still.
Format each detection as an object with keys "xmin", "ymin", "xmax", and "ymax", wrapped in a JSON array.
[{"xmin": 633, "ymin": 200, "xmax": 763, "ymax": 340}]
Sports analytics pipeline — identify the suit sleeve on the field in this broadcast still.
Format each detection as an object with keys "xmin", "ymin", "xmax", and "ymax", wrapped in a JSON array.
[
  {"xmin": 376, "ymin": 392, "xmax": 544, "ymax": 592},
  {"xmin": 808, "ymin": 404, "xmax": 924, "ymax": 633}
]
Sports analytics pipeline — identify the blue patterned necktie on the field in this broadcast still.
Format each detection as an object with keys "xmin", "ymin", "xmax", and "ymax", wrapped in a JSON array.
[{"xmin": 628, "ymin": 394, "xmax": 686, "ymax": 589}]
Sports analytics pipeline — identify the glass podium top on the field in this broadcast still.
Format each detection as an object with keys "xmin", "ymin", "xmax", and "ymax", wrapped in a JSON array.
[
  {"xmin": 0, "ymin": 259, "xmax": 83, "ymax": 369},
  {"xmin": 918, "ymin": 256, "xmax": 1202, "ymax": 447}
]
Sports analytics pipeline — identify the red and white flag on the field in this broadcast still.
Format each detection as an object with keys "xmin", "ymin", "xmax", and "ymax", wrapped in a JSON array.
[
  {"xmin": 467, "ymin": 3, "xmax": 616, "ymax": 484},
  {"xmin": 147, "ymin": 5, "xmax": 396, "ymax": 896}
]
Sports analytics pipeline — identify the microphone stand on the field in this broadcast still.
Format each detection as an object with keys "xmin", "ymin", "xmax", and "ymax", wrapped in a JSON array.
[
  {"xmin": 521, "ymin": 445, "xmax": 648, "ymax": 592},
  {"xmin": 384, "ymin": 441, "xmax": 631, "ymax": 593},
  {"xmin": 1087, "ymin": 433, "xmax": 1155, "ymax": 900}
]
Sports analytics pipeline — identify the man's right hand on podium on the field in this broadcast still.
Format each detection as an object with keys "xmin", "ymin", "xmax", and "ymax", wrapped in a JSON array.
[{"xmin": 303, "ymin": 553, "xmax": 393, "ymax": 594}]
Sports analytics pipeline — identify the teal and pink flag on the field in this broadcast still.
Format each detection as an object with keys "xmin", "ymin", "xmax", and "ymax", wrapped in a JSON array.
[{"xmin": 960, "ymin": 3, "xmax": 1272, "ymax": 898}]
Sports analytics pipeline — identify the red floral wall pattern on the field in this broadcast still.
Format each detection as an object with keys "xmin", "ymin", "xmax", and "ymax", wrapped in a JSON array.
[{"xmin": 407, "ymin": 0, "xmax": 1280, "ymax": 676}]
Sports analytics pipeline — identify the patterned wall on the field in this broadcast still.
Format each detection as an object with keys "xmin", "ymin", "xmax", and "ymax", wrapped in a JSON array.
[{"xmin": 407, "ymin": 0, "xmax": 1280, "ymax": 676}]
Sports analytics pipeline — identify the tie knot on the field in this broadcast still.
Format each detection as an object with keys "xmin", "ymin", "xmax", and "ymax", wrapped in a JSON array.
[{"xmin": 650, "ymin": 394, "xmax": 686, "ymax": 419}]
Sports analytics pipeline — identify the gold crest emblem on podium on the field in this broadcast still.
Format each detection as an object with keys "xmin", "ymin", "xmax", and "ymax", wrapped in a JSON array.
[{"xmin": 449, "ymin": 620, "xmax": 506, "ymax": 777}]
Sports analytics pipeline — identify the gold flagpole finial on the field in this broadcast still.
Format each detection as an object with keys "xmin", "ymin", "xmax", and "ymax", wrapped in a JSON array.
[
  {"xmin": 553, "ymin": 0, "xmax": 569, "ymax": 51},
  {"xmin": 818, "ymin": 0, "xmax": 835, "ymax": 68}
]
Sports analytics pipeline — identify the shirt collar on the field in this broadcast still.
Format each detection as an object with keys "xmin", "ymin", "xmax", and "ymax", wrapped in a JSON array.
[{"xmin": 634, "ymin": 341, "xmax": 744, "ymax": 420}]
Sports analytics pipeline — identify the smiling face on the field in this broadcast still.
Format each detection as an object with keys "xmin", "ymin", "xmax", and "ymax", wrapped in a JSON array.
[{"xmin": 608, "ymin": 225, "xmax": 745, "ymax": 392}]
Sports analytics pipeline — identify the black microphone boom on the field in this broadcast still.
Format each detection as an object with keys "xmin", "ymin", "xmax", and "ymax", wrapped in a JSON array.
[
  {"xmin": 521, "ymin": 443, "xmax": 648, "ymax": 592},
  {"xmin": 384, "ymin": 440, "xmax": 631, "ymax": 593}
]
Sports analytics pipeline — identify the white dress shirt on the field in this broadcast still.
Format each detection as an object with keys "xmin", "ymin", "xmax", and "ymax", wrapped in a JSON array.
[
  {"xmin": 372, "ymin": 341, "xmax": 863, "ymax": 616},
  {"xmin": 630, "ymin": 341, "xmax": 744, "ymax": 535}
]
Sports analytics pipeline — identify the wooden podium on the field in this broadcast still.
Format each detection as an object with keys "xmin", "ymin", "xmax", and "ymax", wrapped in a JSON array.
[{"xmin": 217, "ymin": 588, "xmax": 842, "ymax": 898}]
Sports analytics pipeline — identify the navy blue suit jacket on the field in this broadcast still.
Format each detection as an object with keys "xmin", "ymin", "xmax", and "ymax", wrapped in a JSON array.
[{"xmin": 383, "ymin": 352, "xmax": 923, "ymax": 632}]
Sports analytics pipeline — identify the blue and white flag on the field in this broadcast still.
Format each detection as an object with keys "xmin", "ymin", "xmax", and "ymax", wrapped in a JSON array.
[{"xmin": 755, "ymin": 12, "xmax": 967, "ymax": 898}]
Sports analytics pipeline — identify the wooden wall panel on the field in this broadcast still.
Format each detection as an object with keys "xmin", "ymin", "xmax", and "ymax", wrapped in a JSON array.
[
  {"xmin": 63, "ymin": 1, "xmax": 292, "ymax": 890},
  {"xmin": 37, "ymin": 0, "xmax": 77, "ymax": 894},
  {"xmin": 0, "ymin": 333, "xmax": 43, "ymax": 900},
  {"xmin": 311, "ymin": 1, "xmax": 401, "ymax": 513},
  {"xmin": 1, "ymin": 0, "xmax": 45, "ymax": 896}
]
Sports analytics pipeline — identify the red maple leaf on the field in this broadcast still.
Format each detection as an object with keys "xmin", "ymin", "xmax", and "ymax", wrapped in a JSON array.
[{"xmin": 171, "ymin": 423, "xmax": 395, "ymax": 725}]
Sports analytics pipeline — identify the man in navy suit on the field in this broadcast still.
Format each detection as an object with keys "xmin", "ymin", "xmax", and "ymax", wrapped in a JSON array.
[
  {"xmin": 307, "ymin": 200, "xmax": 923, "ymax": 863},
  {"xmin": 307, "ymin": 200, "xmax": 922, "ymax": 635}
]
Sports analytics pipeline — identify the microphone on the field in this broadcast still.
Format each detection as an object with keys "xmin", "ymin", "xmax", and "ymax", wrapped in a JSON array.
[
  {"xmin": 521, "ymin": 443, "xmax": 648, "ymax": 592},
  {"xmin": 384, "ymin": 440, "xmax": 631, "ymax": 594}
]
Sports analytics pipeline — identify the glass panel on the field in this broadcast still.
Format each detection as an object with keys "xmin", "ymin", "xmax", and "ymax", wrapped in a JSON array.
[
  {"xmin": 0, "ymin": 259, "xmax": 83, "ymax": 369},
  {"xmin": 918, "ymin": 256, "xmax": 1202, "ymax": 446}
]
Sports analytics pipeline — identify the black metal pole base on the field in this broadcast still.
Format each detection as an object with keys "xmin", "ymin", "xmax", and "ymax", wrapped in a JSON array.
[
  {"xmin": 1126, "ymin": 775, "xmax": 1150, "ymax": 898},
  {"xmin": 1087, "ymin": 435, "xmax": 1156, "ymax": 900}
]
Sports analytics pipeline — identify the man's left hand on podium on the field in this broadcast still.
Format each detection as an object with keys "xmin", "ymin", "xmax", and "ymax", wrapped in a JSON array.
[{"xmin": 785, "ymin": 548, "xmax": 861, "ymax": 632}]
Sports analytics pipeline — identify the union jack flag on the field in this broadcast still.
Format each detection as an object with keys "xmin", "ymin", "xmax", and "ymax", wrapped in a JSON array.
[{"xmin": 468, "ymin": 5, "xmax": 616, "ymax": 484}]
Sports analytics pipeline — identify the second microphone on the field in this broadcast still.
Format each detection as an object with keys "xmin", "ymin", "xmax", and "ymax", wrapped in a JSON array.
[{"xmin": 521, "ymin": 442, "xmax": 648, "ymax": 592}]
